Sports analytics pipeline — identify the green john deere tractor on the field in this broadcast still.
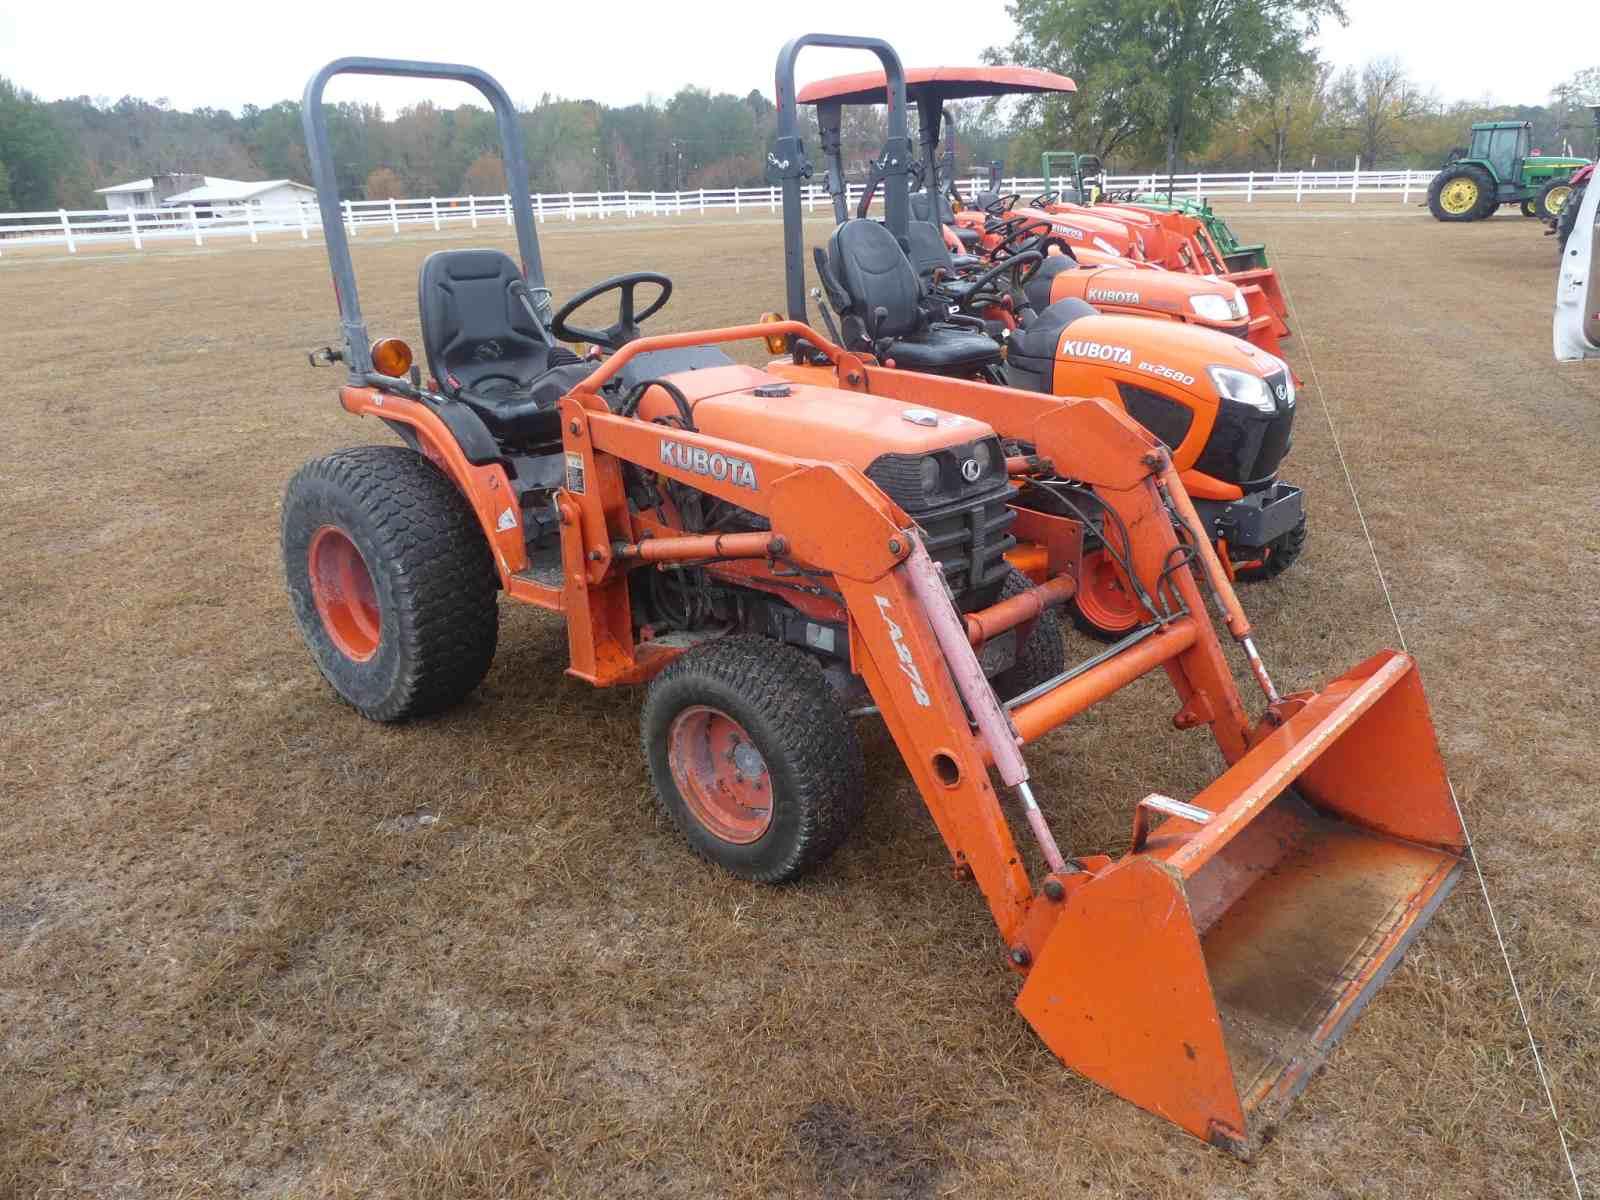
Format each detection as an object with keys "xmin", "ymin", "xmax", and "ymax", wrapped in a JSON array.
[{"xmin": 1427, "ymin": 120, "xmax": 1589, "ymax": 222}]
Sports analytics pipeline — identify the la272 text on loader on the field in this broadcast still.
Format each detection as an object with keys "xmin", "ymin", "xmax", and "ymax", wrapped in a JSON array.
[{"xmin": 282, "ymin": 47, "xmax": 1468, "ymax": 1157}]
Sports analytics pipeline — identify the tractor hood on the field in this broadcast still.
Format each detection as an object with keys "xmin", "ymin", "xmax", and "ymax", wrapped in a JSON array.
[{"xmin": 633, "ymin": 363, "xmax": 997, "ymax": 473}]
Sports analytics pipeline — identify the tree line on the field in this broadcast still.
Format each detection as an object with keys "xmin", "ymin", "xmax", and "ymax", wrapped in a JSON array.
[
  {"xmin": 0, "ymin": 75, "xmax": 1008, "ymax": 211},
  {"xmin": 997, "ymin": 0, "xmax": 1598, "ymax": 177},
  {"xmin": 1, "ymin": 0, "xmax": 1596, "ymax": 212}
]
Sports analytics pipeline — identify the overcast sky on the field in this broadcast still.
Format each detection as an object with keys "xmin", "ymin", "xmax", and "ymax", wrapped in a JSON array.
[{"xmin": 0, "ymin": 0, "xmax": 1595, "ymax": 114}]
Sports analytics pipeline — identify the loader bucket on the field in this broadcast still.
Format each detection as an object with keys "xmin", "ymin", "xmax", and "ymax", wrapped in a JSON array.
[
  {"xmin": 1222, "ymin": 244, "xmax": 1271, "ymax": 273},
  {"xmin": 1016, "ymin": 650, "xmax": 1467, "ymax": 1156}
]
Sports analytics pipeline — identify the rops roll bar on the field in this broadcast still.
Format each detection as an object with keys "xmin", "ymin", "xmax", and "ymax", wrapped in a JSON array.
[
  {"xmin": 301, "ymin": 57, "xmax": 546, "ymax": 382},
  {"xmin": 769, "ymin": 35, "xmax": 911, "ymax": 341}
]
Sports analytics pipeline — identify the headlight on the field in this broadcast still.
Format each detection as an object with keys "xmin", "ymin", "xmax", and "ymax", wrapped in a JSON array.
[
  {"xmin": 1189, "ymin": 294, "xmax": 1236, "ymax": 323},
  {"xmin": 919, "ymin": 457, "xmax": 943, "ymax": 494},
  {"xmin": 1207, "ymin": 365, "xmax": 1276, "ymax": 413},
  {"xmin": 1228, "ymin": 291, "xmax": 1249, "ymax": 320},
  {"xmin": 971, "ymin": 439, "xmax": 996, "ymax": 476}
]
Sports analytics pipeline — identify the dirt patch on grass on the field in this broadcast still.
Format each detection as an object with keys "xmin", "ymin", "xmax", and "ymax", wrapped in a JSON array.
[{"xmin": 2, "ymin": 205, "xmax": 1595, "ymax": 1198}]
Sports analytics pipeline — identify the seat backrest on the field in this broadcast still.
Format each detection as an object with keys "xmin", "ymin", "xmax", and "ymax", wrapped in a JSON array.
[
  {"xmin": 418, "ymin": 249, "xmax": 550, "ymax": 396},
  {"xmin": 909, "ymin": 190, "xmax": 958, "ymax": 225},
  {"xmin": 1023, "ymin": 255, "xmax": 1078, "ymax": 315},
  {"xmin": 906, "ymin": 220, "xmax": 957, "ymax": 280},
  {"xmin": 825, "ymin": 219, "xmax": 925, "ymax": 340}
]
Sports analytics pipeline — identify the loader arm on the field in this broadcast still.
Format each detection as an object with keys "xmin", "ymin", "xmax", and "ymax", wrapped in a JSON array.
[{"xmin": 561, "ymin": 324, "xmax": 1466, "ymax": 1156}]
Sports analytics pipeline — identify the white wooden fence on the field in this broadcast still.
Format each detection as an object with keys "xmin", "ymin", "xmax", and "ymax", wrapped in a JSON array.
[{"xmin": 0, "ymin": 165, "xmax": 1440, "ymax": 254}]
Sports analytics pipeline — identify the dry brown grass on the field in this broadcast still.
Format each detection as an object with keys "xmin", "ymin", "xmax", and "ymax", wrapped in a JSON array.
[{"xmin": 3, "ymin": 204, "xmax": 1596, "ymax": 1198}]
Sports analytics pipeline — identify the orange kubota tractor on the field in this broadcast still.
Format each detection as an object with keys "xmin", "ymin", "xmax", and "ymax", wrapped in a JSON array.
[
  {"xmin": 768, "ymin": 54, "xmax": 1308, "ymax": 631},
  {"xmin": 285, "ymin": 50, "xmax": 1467, "ymax": 1157},
  {"xmin": 882, "ymin": 68, "xmax": 1292, "ymax": 338},
  {"xmin": 807, "ymin": 68, "xmax": 1288, "ymax": 360}
]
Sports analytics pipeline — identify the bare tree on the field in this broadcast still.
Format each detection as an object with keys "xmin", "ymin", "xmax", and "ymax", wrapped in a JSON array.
[{"xmin": 1334, "ymin": 57, "xmax": 1434, "ymax": 165}]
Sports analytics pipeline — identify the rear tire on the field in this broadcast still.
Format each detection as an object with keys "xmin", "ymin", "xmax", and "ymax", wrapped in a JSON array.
[
  {"xmin": 1233, "ymin": 514, "xmax": 1308, "ymax": 583},
  {"xmin": 642, "ymin": 636, "xmax": 864, "ymax": 883},
  {"xmin": 282, "ymin": 445, "xmax": 498, "ymax": 722},
  {"xmin": 1428, "ymin": 165, "xmax": 1494, "ymax": 222},
  {"xmin": 991, "ymin": 568, "xmax": 1067, "ymax": 698}
]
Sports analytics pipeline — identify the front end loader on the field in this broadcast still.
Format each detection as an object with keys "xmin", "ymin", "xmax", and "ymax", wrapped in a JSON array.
[{"xmin": 284, "ymin": 50, "xmax": 1467, "ymax": 1157}]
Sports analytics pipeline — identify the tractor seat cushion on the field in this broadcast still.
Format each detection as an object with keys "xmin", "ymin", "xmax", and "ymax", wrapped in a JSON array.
[
  {"xmin": 952, "ymin": 226, "xmax": 981, "ymax": 249},
  {"xmin": 881, "ymin": 327, "xmax": 1002, "ymax": 374},
  {"xmin": 457, "ymin": 359, "xmax": 596, "ymax": 442}
]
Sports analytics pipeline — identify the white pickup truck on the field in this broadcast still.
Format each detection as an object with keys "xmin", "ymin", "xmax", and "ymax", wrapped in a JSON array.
[{"xmin": 1555, "ymin": 179, "xmax": 1600, "ymax": 360}]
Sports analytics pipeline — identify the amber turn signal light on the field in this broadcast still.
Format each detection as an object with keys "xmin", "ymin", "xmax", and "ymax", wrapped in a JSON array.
[
  {"xmin": 759, "ymin": 312, "xmax": 788, "ymax": 356},
  {"xmin": 371, "ymin": 337, "xmax": 414, "ymax": 378}
]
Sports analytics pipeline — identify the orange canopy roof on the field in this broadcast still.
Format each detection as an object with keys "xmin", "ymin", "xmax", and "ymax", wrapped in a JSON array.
[{"xmin": 797, "ymin": 66, "xmax": 1076, "ymax": 106}]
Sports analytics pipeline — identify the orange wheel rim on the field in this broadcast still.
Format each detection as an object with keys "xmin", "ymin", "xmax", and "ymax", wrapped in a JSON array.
[
  {"xmin": 308, "ymin": 525, "xmax": 381, "ymax": 662},
  {"xmin": 667, "ymin": 706, "xmax": 773, "ymax": 844},
  {"xmin": 1076, "ymin": 548, "xmax": 1142, "ymax": 633}
]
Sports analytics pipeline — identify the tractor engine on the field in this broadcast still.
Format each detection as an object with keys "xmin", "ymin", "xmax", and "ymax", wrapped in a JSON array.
[{"xmin": 618, "ymin": 364, "xmax": 1024, "ymax": 692}]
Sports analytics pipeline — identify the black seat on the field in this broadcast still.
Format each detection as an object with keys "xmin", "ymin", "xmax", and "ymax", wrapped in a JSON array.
[
  {"xmin": 821, "ymin": 219, "xmax": 1003, "ymax": 376},
  {"xmin": 906, "ymin": 219, "xmax": 958, "ymax": 279},
  {"xmin": 1021, "ymin": 255, "xmax": 1080, "ymax": 315},
  {"xmin": 418, "ymin": 249, "xmax": 593, "ymax": 442},
  {"xmin": 912, "ymin": 190, "xmax": 981, "ymax": 248}
]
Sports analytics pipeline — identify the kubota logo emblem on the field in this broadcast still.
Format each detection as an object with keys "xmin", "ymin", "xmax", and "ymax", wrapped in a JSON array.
[
  {"xmin": 659, "ymin": 440, "xmax": 758, "ymax": 490},
  {"xmin": 1061, "ymin": 339, "xmax": 1133, "ymax": 365},
  {"xmin": 1087, "ymin": 287, "xmax": 1141, "ymax": 305},
  {"xmin": 874, "ymin": 595, "xmax": 931, "ymax": 706},
  {"xmin": 960, "ymin": 458, "xmax": 982, "ymax": 483}
]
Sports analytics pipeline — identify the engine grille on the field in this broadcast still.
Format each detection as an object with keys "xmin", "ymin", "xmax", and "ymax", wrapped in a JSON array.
[{"xmin": 866, "ymin": 437, "xmax": 1017, "ymax": 606}]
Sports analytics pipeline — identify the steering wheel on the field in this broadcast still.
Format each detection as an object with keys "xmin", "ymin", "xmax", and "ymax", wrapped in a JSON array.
[
  {"xmin": 1027, "ymin": 192, "xmax": 1059, "ymax": 209},
  {"xmin": 983, "ymin": 192, "xmax": 1021, "ymax": 216},
  {"xmin": 946, "ymin": 250, "xmax": 1045, "ymax": 309},
  {"xmin": 991, "ymin": 217, "xmax": 1054, "ymax": 256},
  {"xmin": 551, "ymin": 272, "xmax": 673, "ymax": 350},
  {"xmin": 985, "ymin": 213, "xmax": 1044, "ymax": 242}
]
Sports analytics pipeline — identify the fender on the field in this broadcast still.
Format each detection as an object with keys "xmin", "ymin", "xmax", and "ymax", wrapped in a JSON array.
[{"xmin": 340, "ymin": 384, "xmax": 530, "ymax": 581}]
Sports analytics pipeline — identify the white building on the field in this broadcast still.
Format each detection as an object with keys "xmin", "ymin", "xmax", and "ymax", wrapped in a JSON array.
[
  {"xmin": 165, "ymin": 178, "xmax": 316, "ymax": 216},
  {"xmin": 96, "ymin": 174, "xmax": 314, "ymax": 216}
]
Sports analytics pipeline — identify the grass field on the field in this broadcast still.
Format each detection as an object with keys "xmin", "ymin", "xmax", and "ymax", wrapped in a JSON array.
[{"xmin": 3, "ymin": 204, "xmax": 1597, "ymax": 1199}]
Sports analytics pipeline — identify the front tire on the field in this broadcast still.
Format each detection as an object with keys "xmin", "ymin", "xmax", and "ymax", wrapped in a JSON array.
[
  {"xmin": 1232, "ymin": 515, "xmax": 1308, "ymax": 583},
  {"xmin": 282, "ymin": 445, "xmax": 498, "ymax": 722},
  {"xmin": 1538, "ymin": 178, "xmax": 1574, "ymax": 223},
  {"xmin": 642, "ymin": 636, "xmax": 864, "ymax": 883},
  {"xmin": 1428, "ymin": 166, "xmax": 1493, "ymax": 222},
  {"xmin": 991, "ymin": 567, "xmax": 1067, "ymax": 698},
  {"xmin": 1067, "ymin": 547, "xmax": 1147, "ymax": 643}
]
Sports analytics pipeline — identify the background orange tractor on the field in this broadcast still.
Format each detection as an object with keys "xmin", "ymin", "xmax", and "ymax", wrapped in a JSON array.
[
  {"xmin": 283, "ymin": 47, "xmax": 1467, "ymax": 1157},
  {"xmin": 768, "ymin": 53, "xmax": 1308, "ymax": 635}
]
